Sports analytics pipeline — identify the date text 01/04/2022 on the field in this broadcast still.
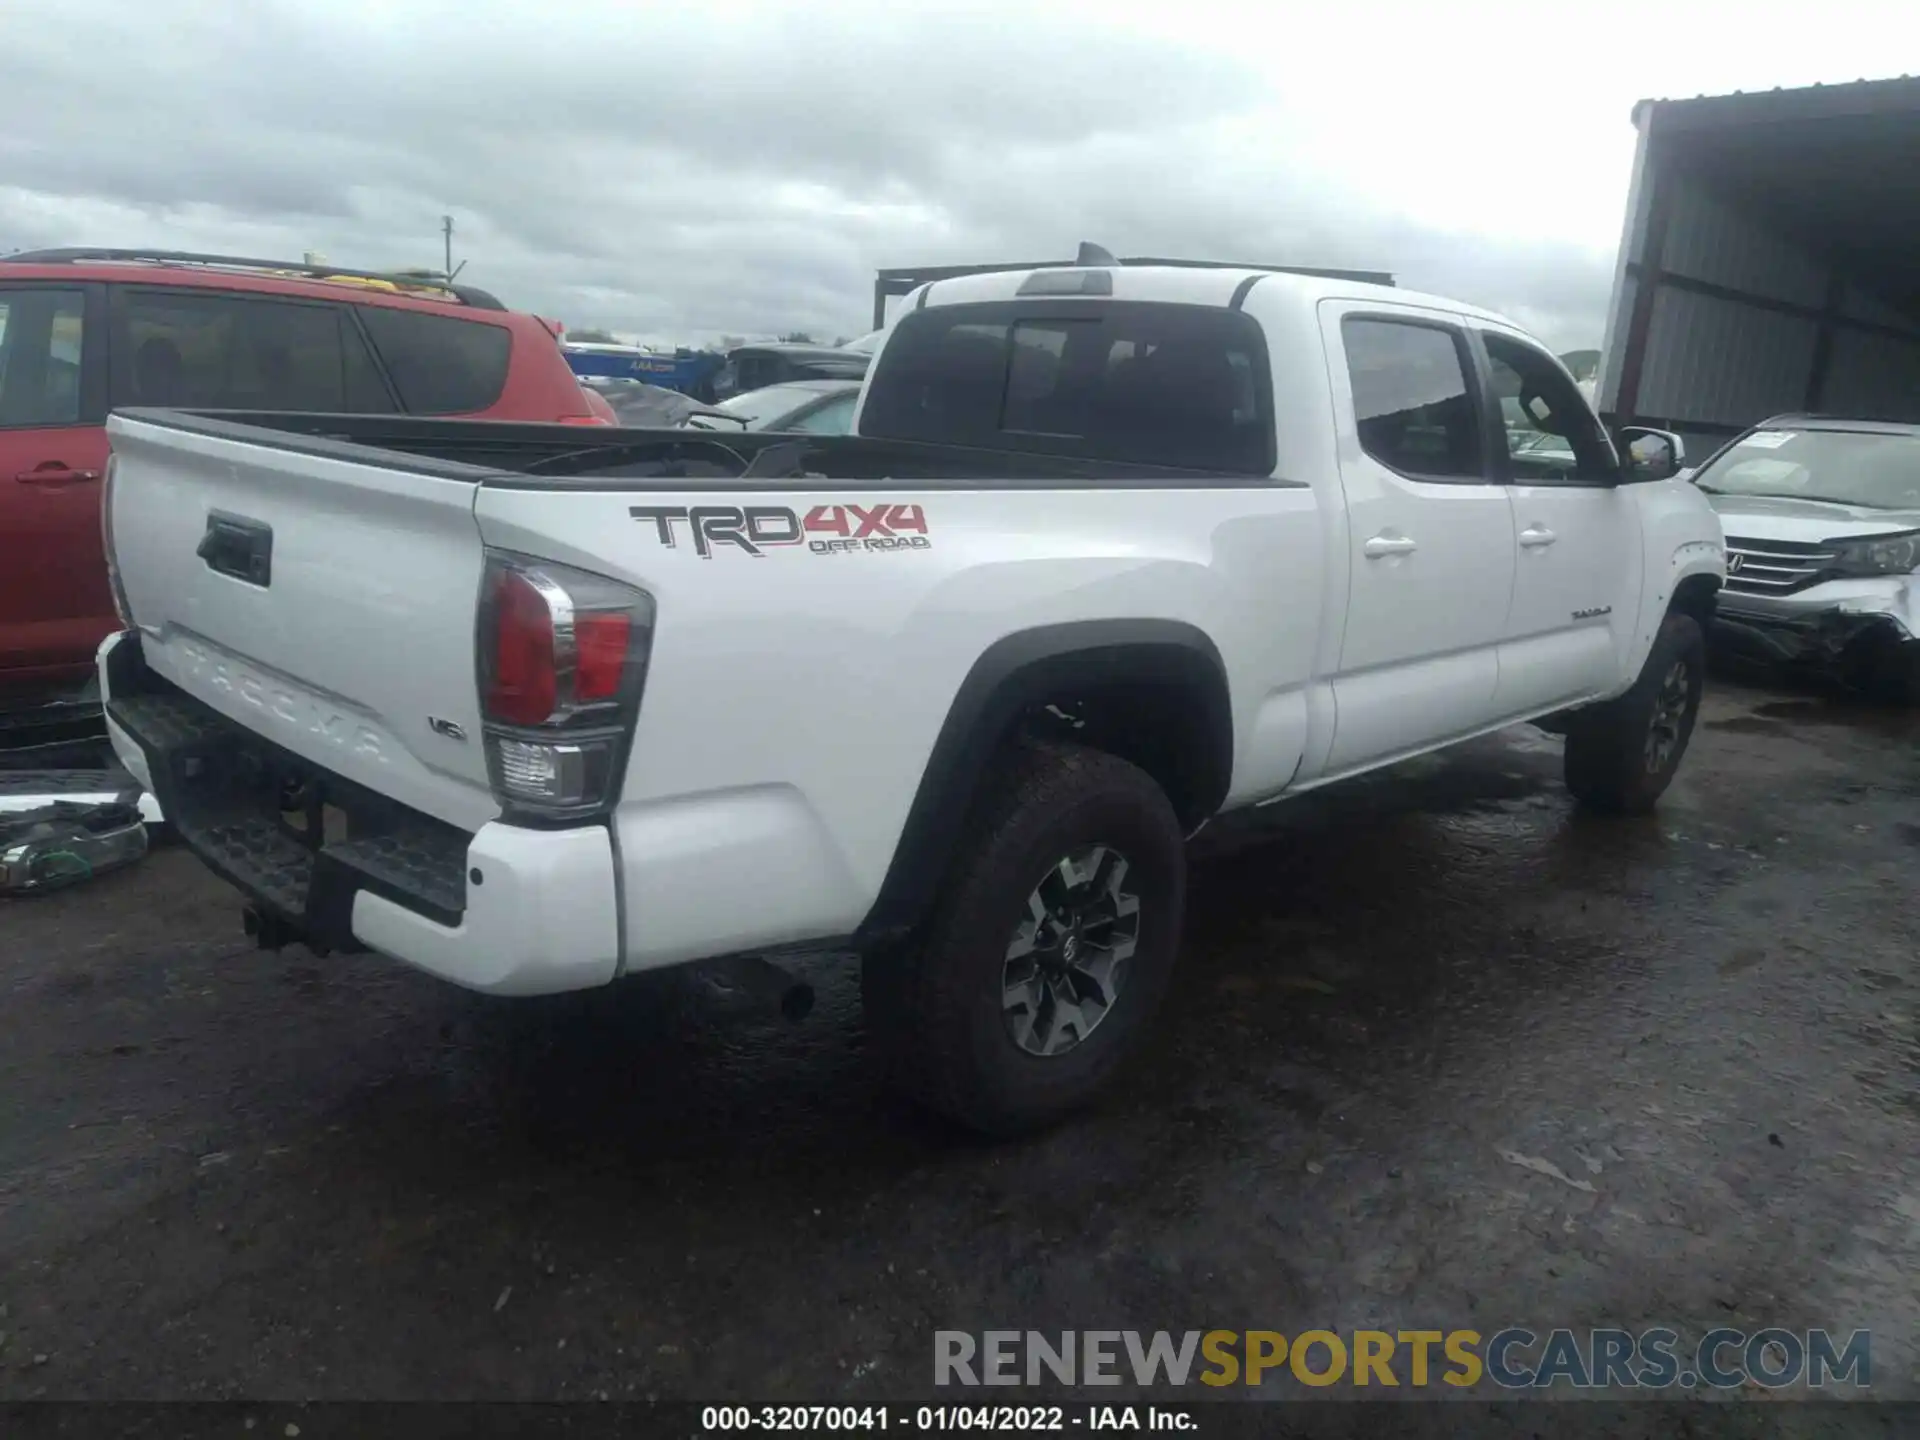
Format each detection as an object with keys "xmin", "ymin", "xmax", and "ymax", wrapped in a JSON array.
[{"xmin": 699, "ymin": 1405, "xmax": 1195, "ymax": 1431}]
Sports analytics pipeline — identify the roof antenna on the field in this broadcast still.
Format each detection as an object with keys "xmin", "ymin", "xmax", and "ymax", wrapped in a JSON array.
[{"xmin": 1075, "ymin": 241, "xmax": 1118, "ymax": 267}]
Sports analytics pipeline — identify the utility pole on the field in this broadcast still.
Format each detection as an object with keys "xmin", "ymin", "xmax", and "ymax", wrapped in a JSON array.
[{"xmin": 442, "ymin": 215, "xmax": 454, "ymax": 281}]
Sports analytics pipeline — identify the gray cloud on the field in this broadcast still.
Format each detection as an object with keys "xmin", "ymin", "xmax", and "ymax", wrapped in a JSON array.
[{"xmin": 1, "ymin": 0, "xmax": 1614, "ymax": 349}]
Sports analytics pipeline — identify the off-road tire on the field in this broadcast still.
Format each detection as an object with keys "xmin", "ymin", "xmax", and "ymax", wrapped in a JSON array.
[
  {"xmin": 1564, "ymin": 611, "xmax": 1706, "ymax": 814},
  {"xmin": 861, "ymin": 742, "xmax": 1187, "ymax": 1136}
]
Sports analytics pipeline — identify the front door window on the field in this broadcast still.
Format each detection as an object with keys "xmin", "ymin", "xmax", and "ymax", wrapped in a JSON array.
[{"xmin": 1483, "ymin": 333, "xmax": 1617, "ymax": 484}]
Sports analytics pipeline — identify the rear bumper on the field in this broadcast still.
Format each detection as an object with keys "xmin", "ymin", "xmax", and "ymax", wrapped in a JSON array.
[{"xmin": 99, "ymin": 631, "xmax": 619, "ymax": 996}]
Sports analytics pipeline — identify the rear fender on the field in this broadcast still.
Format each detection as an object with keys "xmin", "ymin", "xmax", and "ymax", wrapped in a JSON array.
[{"xmin": 855, "ymin": 619, "xmax": 1231, "ymax": 945}]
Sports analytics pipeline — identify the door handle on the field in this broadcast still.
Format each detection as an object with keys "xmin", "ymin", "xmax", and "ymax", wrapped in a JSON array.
[
  {"xmin": 1363, "ymin": 533, "xmax": 1418, "ymax": 559},
  {"xmin": 1519, "ymin": 525, "xmax": 1558, "ymax": 548},
  {"xmin": 14, "ymin": 463, "xmax": 102, "ymax": 487}
]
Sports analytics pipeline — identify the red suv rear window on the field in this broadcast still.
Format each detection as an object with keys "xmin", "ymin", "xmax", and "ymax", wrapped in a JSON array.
[{"xmin": 356, "ymin": 306, "xmax": 512, "ymax": 414}]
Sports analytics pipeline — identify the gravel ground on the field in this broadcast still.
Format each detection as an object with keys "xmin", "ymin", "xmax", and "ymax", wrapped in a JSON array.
[{"xmin": 2, "ymin": 675, "xmax": 1916, "ymax": 1428}]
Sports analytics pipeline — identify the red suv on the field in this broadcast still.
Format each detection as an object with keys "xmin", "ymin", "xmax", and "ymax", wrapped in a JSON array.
[{"xmin": 0, "ymin": 248, "xmax": 610, "ymax": 706}]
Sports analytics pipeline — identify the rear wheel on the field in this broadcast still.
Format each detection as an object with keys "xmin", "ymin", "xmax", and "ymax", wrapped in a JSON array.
[
  {"xmin": 862, "ymin": 742, "xmax": 1186, "ymax": 1136},
  {"xmin": 1564, "ymin": 612, "xmax": 1706, "ymax": 814}
]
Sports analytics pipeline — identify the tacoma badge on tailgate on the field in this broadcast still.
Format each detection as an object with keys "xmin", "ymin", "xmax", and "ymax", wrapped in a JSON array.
[{"xmin": 175, "ymin": 638, "xmax": 388, "ymax": 764}]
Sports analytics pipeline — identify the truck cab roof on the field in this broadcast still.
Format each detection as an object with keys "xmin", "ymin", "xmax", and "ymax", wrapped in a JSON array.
[{"xmin": 908, "ymin": 264, "xmax": 1512, "ymax": 329}]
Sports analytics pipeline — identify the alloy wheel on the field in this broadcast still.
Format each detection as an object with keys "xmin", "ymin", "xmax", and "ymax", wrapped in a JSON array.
[
  {"xmin": 1001, "ymin": 845, "xmax": 1141, "ymax": 1058},
  {"xmin": 1646, "ymin": 659, "xmax": 1691, "ymax": 773}
]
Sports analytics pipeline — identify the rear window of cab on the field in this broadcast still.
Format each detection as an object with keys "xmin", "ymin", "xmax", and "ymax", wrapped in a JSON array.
[{"xmin": 859, "ymin": 300, "xmax": 1275, "ymax": 475}]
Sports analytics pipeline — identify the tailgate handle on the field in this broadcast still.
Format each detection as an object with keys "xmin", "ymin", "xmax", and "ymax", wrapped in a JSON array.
[{"xmin": 198, "ymin": 511, "xmax": 273, "ymax": 587}]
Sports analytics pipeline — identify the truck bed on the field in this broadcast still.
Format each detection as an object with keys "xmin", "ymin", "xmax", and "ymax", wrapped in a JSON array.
[{"xmin": 117, "ymin": 408, "xmax": 1271, "ymax": 490}]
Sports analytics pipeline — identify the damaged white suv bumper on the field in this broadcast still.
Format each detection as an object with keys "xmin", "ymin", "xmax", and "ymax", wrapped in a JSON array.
[{"xmin": 1712, "ymin": 570, "xmax": 1919, "ymax": 679}]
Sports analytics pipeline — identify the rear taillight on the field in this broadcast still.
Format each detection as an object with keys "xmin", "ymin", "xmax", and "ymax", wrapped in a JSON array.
[
  {"xmin": 100, "ymin": 454, "xmax": 132, "ymax": 626},
  {"xmin": 477, "ymin": 552, "xmax": 654, "ymax": 822},
  {"xmin": 485, "ymin": 567, "xmax": 563, "ymax": 725},
  {"xmin": 574, "ymin": 612, "xmax": 633, "ymax": 698}
]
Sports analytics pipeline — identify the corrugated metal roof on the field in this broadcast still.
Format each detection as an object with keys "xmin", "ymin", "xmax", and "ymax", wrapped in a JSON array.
[
  {"xmin": 1632, "ymin": 73, "xmax": 1920, "ymax": 131},
  {"xmin": 1630, "ymin": 74, "xmax": 1920, "ymax": 315}
]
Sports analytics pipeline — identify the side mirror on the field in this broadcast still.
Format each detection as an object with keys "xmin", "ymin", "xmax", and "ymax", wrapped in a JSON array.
[{"xmin": 1617, "ymin": 426, "xmax": 1685, "ymax": 484}]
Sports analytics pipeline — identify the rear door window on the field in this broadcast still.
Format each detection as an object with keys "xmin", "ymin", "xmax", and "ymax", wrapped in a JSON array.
[
  {"xmin": 355, "ymin": 305, "xmax": 511, "ymax": 413},
  {"xmin": 858, "ymin": 301, "xmax": 1276, "ymax": 474},
  {"xmin": 1340, "ymin": 317, "xmax": 1484, "ymax": 480},
  {"xmin": 109, "ymin": 289, "xmax": 395, "ymax": 413}
]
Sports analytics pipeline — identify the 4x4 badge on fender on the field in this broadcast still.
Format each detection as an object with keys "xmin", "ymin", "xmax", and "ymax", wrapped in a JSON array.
[{"xmin": 630, "ymin": 503, "xmax": 930, "ymax": 558}]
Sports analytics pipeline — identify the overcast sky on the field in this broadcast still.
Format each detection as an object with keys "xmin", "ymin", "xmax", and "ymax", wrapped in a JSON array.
[{"xmin": 1, "ymin": 0, "xmax": 1906, "ymax": 350}]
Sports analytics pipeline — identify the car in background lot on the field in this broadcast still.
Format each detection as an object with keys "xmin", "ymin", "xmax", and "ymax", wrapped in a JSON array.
[
  {"xmin": 0, "ymin": 248, "xmax": 610, "ymax": 709},
  {"xmin": 1693, "ymin": 415, "xmax": 1920, "ymax": 702},
  {"xmin": 1502, "ymin": 397, "xmax": 1578, "ymax": 473},
  {"xmin": 682, "ymin": 378, "xmax": 861, "ymax": 435},
  {"xmin": 711, "ymin": 342, "xmax": 869, "ymax": 402},
  {"xmin": 563, "ymin": 341, "xmax": 724, "ymax": 401},
  {"xmin": 586, "ymin": 377, "xmax": 702, "ymax": 428}
]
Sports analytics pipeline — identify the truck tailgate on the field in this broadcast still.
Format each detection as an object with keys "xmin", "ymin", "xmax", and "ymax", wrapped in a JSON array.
[{"xmin": 105, "ymin": 414, "xmax": 499, "ymax": 832}]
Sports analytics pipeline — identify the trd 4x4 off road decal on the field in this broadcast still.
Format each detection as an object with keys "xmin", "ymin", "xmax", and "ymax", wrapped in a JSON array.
[{"xmin": 629, "ymin": 503, "xmax": 930, "ymax": 558}]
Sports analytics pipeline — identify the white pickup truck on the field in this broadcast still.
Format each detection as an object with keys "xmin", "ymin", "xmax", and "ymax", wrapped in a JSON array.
[{"xmin": 98, "ymin": 262, "xmax": 1725, "ymax": 1134}]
